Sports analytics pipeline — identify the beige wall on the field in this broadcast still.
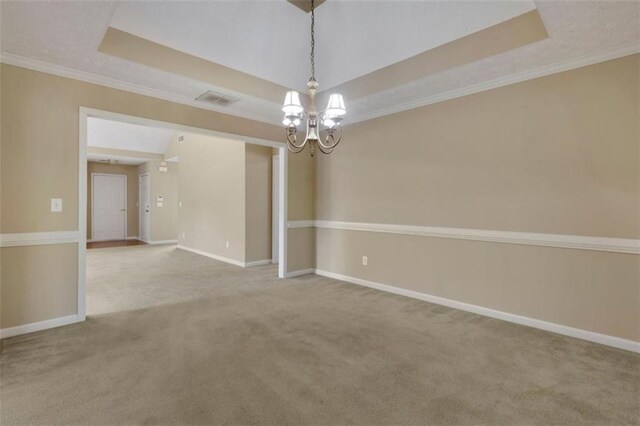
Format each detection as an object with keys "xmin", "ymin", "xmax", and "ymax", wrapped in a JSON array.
[
  {"xmin": 138, "ymin": 160, "xmax": 179, "ymax": 242},
  {"xmin": 177, "ymin": 133, "xmax": 246, "ymax": 262},
  {"xmin": 288, "ymin": 151, "xmax": 316, "ymax": 221},
  {"xmin": 318, "ymin": 55, "xmax": 639, "ymax": 237},
  {"xmin": 175, "ymin": 133, "xmax": 272, "ymax": 263},
  {"xmin": 1, "ymin": 244, "xmax": 78, "ymax": 328},
  {"xmin": 287, "ymin": 150, "xmax": 317, "ymax": 271},
  {"xmin": 245, "ymin": 144, "xmax": 273, "ymax": 262},
  {"xmin": 87, "ymin": 162, "xmax": 139, "ymax": 240},
  {"xmin": 315, "ymin": 55, "xmax": 640, "ymax": 342},
  {"xmin": 0, "ymin": 64, "xmax": 311, "ymax": 329}
]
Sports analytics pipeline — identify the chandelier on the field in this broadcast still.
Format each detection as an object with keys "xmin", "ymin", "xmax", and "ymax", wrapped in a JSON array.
[{"xmin": 282, "ymin": 0, "xmax": 346, "ymax": 156}]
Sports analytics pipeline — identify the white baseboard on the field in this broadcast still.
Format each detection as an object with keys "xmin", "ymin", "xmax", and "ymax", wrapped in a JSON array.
[
  {"xmin": 244, "ymin": 259, "xmax": 272, "ymax": 267},
  {"xmin": 0, "ymin": 314, "xmax": 81, "ymax": 339},
  {"xmin": 314, "ymin": 269, "xmax": 640, "ymax": 353},
  {"xmin": 88, "ymin": 236, "xmax": 140, "ymax": 243},
  {"xmin": 177, "ymin": 245, "xmax": 246, "ymax": 267},
  {"xmin": 148, "ymin": 239, "xmax": 178, "ymax": 245},
  {"xmin": 285, "ymin": 268, "xmax": 315, "ymax": 278}
]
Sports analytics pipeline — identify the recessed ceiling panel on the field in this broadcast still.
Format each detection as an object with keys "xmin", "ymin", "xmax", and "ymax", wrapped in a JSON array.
[{"xmin": 109, "ymin": 0, "xmax": 536, "ymax": 91}]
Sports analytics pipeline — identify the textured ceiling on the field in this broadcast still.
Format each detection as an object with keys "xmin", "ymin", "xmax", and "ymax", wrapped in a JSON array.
[{"xmin": 1, "ymin": 1, "xmax": 639, "ymax": 126}]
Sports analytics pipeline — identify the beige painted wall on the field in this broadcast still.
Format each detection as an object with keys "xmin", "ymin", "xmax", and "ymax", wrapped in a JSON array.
[
  {"xmin": 315, "ymin": 55, "xmax": 640, "ymax": 342},
  {"xmin": 318, "ymin": 55, "xmax": 639, "ymax": 238},
  {"xmin": 138, "ymin": 160, "xmax": 179, "ymax": 242},
  {"xmin": 288, "ymin": 151, "xmax": 316, "ymax": 221},
  {"xmin": 288, "ymin": 228, "xmax": 316, "ymax": 272},
  {"xmin": 1, "ymin": 244, "xmax": 78, "ymax": 329},
  {"xmin": 177, "ymin": 133, "xmax": 246, "ymax": 261},
  {"xmin": 287, "ymin": 150, "xmax": 317, "ymax": 271},
  {"xmin": 245, "ymin": 144, "xmax": 273, "ymax": 262},
  {"xmin": 87, "ymin": 162, "xmax": 139, "ymax": 240},
  {"xmin": 0, "ymin": 64, "xmax": 311, "ymax": 329}
]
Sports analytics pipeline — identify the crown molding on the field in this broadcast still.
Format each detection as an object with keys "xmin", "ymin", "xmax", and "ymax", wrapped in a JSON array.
[
  {"xmin": 0, "ymin": 53, "xmax": 279, "ymax": 126},
  {"xmin": 348, "ymin": 43, "xmax": 640, "ymax": 124},
  {"xmin": 2, "ymin": 44, "xmax": 638, "ymax": 128}
]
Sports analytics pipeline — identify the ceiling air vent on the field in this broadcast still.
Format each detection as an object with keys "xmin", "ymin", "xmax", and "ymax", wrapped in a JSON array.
[{"xmin": 195, "ymin": 90, "xmax": 239, "ymax": 107}]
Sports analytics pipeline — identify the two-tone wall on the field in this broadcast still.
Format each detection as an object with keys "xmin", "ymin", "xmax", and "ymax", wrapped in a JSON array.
[
  {"xmin": 314, "ymin": 55, "xmax": 640, "ymax": 348},
  {"xmin": 0, "ymin": 64, "xmax": 313, "ymax": 333},
  {"xmin": 286, "ymin": 152, "xmax": 316, "ymax": 274}
]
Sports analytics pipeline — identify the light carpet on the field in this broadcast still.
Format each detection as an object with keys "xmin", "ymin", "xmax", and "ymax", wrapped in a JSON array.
[{"xmin": 1, "ymin": 245, "xmax": 638, "ymax": 425}]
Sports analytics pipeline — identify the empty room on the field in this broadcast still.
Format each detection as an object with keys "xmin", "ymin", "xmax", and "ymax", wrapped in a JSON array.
[{"xmin": 0, "ymin": 1, "xmax": 638, "ymax": 425}]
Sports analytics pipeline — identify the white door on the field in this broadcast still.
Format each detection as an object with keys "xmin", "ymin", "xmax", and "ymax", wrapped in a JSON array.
[
  {"xmin": 92, "ymin": 174, "xmax": 127, "ymax": 241},
  {"xmin": 139, "ymin": 174, "xmax": 151, "ymax": 243},
  {"xmin": 272, "ymin": 155, "xmax": 279, "ymax": 263}
]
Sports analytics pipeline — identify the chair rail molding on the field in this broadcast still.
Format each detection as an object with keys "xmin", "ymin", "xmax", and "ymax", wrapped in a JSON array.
[
  {"xmin": 0, "ymin": 231, "xmax": 80, "ymax": 247},
  {"xmin": 286, "ymin": 220, "xmax": 640, "ymax": 254}
]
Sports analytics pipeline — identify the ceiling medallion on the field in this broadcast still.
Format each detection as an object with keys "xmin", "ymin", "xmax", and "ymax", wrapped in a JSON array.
[{"xmin": 282, "ymin": 0, "xmax": 346, "ymax": 156}]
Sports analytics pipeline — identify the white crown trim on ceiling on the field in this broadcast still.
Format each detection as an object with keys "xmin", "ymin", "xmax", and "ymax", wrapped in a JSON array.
[
  {"xmin": 347, "ymin": 43, "xmax": 640, "ymax": 124},
  {"xmin": 2, "ymin": 43, "xmax": 639, "ymax": 126},
  {"xmin": 0, "ymin": 53, "xmax": 277, "ymax": 126}
]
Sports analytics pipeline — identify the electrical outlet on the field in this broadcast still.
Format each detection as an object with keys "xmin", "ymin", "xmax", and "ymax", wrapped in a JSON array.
[
  {"xmin": 179, "ymin": 201, "xmax": 182, "ymax": 208},
  {"xmin": 182, "ymin": 232, "xmax": 186, "ymax": 239},
  {"xmin": 226, "ymin": 241, "xmax": 230, "ymax": 249},
  {"xmin": 362, "ymin": 256, "xmax": 368, "ymax": 266},
  {"xmin": 50, "ymin": 198, "xmax": 62, "ymax": 212}
]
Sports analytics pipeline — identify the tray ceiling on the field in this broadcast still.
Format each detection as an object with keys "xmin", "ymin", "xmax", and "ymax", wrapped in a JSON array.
[{"xmin": 1, "ymin": 1, "xmax": 638, "ymax": 126}]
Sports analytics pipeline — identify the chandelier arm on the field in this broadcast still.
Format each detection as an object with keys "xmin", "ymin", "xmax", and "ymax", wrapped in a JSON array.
[
  {"xmin": 317, "ymin": 127, "xmax": 342, "ymax": 150},
  {"xmin": 287, "ymin": 142, "xmax": 306, "ymax": 154},
  {"xmin": 316, "ymin": 142, "xmax": 334, "ymax": 155},
  {"xmin": 286, "ymin": 127, "xmax": 307, "ymax": 150}
]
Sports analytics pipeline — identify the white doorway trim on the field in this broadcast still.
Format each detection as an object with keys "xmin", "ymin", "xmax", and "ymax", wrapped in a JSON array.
[
  {"xmin": 272, "ymin": 154, "xmax": 279, "ymax": 264},
  {"xmin": 78, "ymin": 107, "xmax": 288, "ymax": 322},
  {"xmin": 138, "ymin": 173, "xmax": 151, "ymax": 243},
  {"xmin": 90, "ymin": 173, "xmax": 128, "ymax": 242}
]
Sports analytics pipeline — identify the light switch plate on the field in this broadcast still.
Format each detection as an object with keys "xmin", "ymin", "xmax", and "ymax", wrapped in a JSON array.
[{"xmin": 51, "ymin": 198, "xmax": 62, "ymax": 212}]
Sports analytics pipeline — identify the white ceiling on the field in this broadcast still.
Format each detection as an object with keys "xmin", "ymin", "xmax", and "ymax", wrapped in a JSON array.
[
  {"xmin": 1, "ymin": 1, "xmax": 639, "ymax": 125},
  {"xmin": 110, "ymin": 0, "xmax": 536, "ymax": 92},
  {"xmin": 88, "ymin": 117, "xmax": 175, "ymax": 154}
]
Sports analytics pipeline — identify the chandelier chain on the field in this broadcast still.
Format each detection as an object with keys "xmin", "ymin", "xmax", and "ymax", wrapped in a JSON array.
[{"xmin": 310, "ymin": 0, "xmax": 315, "ymax": 81}]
